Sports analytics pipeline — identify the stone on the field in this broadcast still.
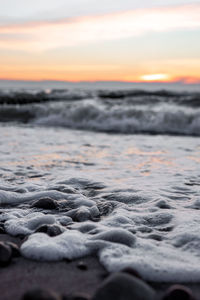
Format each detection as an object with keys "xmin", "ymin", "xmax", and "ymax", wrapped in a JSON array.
[
  {"xmin": 121, "ymin": 267, "xmax": 142, "ymax": 279},
  {"xmin": 0, "ymin": 242, "xmax": 12, "ymax": 266},
  {"xmin": 22, "ymin": 288, "xmax": 61, "ymax": 300},
  {"xmin": 74, "ymin": 208, "xmax": 91, "ymax": 222},
  {"xmin": 77, "ymin": 261, "xmax": 88, "ymax": 271},
  {"xmin": 92, "ymin": 272, "xmax": 155, "ymax": 300},
  {"xmin": 6, "ymin": 241, "xmax": 20, "ymax": 257},
  {"xmin": 0, "ymin": 222, "xmax": 5, "ymax": 234},
  {"xmin": 162, "ymin": 285, "xmax": 195, "ymax": 300},
  {"xmin": 31, "ymin": 198, "xmax": 58, "ymax": 210},
  {"xmin": 36, "ymin": 225, "xmax": 63, "ymax": 237}
]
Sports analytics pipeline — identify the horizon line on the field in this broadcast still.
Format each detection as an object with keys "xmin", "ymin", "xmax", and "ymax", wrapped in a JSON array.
[{"xmin": 0, "ymin": 79, "xmax": 200, "ymax": 85}]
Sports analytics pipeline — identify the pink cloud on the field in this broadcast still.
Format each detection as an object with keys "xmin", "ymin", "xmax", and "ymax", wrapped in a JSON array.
[{"xmin": 0, "ymin": 4, "xmax": 200, "ymax": 52}]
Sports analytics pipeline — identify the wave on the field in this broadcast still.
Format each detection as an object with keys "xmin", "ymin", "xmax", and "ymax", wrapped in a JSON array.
[{"xmin": 0, "ymin": 89, "xmax": 200, "ymax": 136}]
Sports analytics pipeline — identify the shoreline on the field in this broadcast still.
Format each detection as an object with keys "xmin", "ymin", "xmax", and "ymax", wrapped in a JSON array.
[{"xmin": 0, "ymin": 234, "xmax": 199, "ymax": 300}]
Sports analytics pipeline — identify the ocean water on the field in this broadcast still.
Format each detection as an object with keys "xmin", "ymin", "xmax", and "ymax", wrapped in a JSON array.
[{"xmin": 0, "ymin": 88, "xmax": 200, "ymax": 282}]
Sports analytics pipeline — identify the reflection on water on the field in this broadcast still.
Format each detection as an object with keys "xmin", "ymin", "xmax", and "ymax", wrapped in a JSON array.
[
  {"xmin": 0, "ymin": 125, "xmax": 200, "ymax": 282},
  {"xmin": 0, "ymin": 125, "xmax": 199, "ymax": 189}
]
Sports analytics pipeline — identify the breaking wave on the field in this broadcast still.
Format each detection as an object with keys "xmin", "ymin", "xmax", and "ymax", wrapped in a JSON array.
[{"xmin": 0, "ymin": 88, "xmax": 200, "ymax": 136}]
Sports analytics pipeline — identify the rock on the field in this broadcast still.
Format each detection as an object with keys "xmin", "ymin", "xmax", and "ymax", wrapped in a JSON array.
[
  {"xmin": 162, "ymin": 285, "xmax": 195, "ymax": 300},
  {"xmin": 147, "ymin": 234, "xmax": 163, "ymax": 241},
  {"xmin": 89, "ymin": 206, "xmax": 100, "ymax": 221},
  {"xmin": 74, "ymin": 208, "xmax": 91, "ymax": 222},
  {"xmin": 99, "ymin": 272, "xmax": 109, "ymax": 280},
  {"xmin": 0, "ymin": 224, "xmax": 5, "ymax": 234},
  {"xmin": 17, "ymin": 234, "xmax": 26, "ymax": 240},
  {"xmin": 62, "ymin": 187, "xmax": 77, "ymax": 194},
  {"xmin": 36, "ymin": 225, "xmax": 63, "ymax": 237},
  {"xmin": 77, "ymin": 261, "xmax": 88, "ymax": 271},
  {"xmin": 156, "ymin": 200, "xmax": 171, "ymax": 209},
  {"xmin": 121, "ymin": 267, "xmax": 142, "ymax": 279},
  {"xmin": 22, "ymin": 288, "xmax": 61, "ymax": 300},
  {"xmin": 6, "ymin": 241, "xmax": 20, "ymax": 257},
  {"xmin": 14, "ymin": 188, "xmax": 27, "ymax": 193},
  {"xmin": 31, "ymin": 198, "xmax": 58, "ymax": 210},
  {"xmin": 97, "ymin": 201, "xmax": 115, "ymax": 216},
  {"xmin": 0, "ymin": 242, "xmax": 12, "ymax": 266},
  {"xmin": 92, "ymin": 272, "xmax": 155, "ymax": 300}
]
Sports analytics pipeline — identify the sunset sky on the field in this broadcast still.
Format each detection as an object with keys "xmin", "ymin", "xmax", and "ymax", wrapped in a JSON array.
[{"xmin": 0, "ymin": 0, "xmax": 200, "ymax": 83}]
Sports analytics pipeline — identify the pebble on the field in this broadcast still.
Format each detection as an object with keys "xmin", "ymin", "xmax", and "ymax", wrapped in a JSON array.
[
  {"xmin": 121, "ymin": 267, "xmax": 142, "ymax": 279},
  {"xmin": 0, "ymin": 223, "xmax": 5, "ymax": 234},
  {"xmin": 92, "ymin": 272, "xmax": 155, "ymax": 300},
  {"xmin": 31, "ymin": 198, "xmax": 58, "ymax": 210},
  {"xmin": 74, "ymin": 208, "xmax": 91, "ymax": 222},
  {"xmin": 162, "ymin": 284, "xmax": 195, "ymax": 300},
  {"xmin": 36, "ymin": 225, "xmax": 63, "ymax": 237},
  {"xmin": 0, "ymin": 241, "xmax": 12, "ymax": 266},
  {"xmin": 77, "ymin": 261, "xmax": 88, "ymax": 271},
  {"xmin": 6, "ymin": 241, "xmax": 20, "ymax": 257},
  {"xmin": 22, "ymin": 288, "xmax": 61, "ymax": 300}
]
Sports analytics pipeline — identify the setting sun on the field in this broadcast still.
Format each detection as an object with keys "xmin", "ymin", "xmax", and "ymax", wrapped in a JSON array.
[{"xmin": 140, "ymin": 74, "xmax": 170, "ymax": 82}]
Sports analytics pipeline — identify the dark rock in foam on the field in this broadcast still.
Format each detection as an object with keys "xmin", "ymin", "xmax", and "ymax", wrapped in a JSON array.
[
  {"xmin": 0, "ymin": 223, "xmax": 5, "ymax": 234},
  {"xmin": 162, "ymin": 285, "xmax": 196, "ymax": 300},
  {"xmin": 77, "ymin": 261, "xmax": 88, "ymax": 271},
  {"xmin": 92, "ymin": 272, "xmax": 155, "ymax": 300},
  {"xmin": 36, "ymin": 224, "xmax": 63, "ymax": 237},
  {"xmin": 5, "ymin": 241, "xmax": 20, "ymax": 257},
  {"xmin": 31, "ymin": 198, "xmax": 58, "ymax": 210},
  {"xmin": 73, "ymin": 207, "xmax": 91, "ymax": 222},
  {"xmin": 121, "ymin": 267, "xmax": 142, "ymax": 279}
]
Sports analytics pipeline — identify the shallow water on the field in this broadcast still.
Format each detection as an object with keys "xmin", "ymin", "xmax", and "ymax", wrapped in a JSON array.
[{"xmin": 0, "ymin": 122, "xmax": 200, "ymax": 282}]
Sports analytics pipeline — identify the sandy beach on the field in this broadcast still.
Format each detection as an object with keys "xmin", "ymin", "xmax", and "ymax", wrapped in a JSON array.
[{"xmin": 0, "ymin": 233, "xmax": 199, "ymax": 299}]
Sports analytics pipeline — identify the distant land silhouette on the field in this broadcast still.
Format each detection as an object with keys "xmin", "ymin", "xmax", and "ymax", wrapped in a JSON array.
[{"xmin": 0, "ymin": 79, "xmax": 200, "ymax": 91}]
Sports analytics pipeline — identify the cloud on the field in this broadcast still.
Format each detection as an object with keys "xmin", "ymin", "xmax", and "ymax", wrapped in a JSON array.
[
  {"xmin": 0, "ymin": 4, "xmax": 200, "ymax": 51},
  {"xmin": 0, "ymin": 0, "xmax": 197, "ymax": 24}
]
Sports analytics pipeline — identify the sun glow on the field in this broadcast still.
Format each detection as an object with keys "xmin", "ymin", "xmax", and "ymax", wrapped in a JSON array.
[{"xmin": 140, "ymin": 74, "xmax": 170, "ymax": 82}]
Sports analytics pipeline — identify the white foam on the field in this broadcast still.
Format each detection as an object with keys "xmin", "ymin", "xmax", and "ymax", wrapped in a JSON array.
[
  {"xmin": 0, "ymin": 189, "xmax": 94, "ymax": 207},
  {"xmin": 0, "ymin": 124, "xmax": 200, "ymax": 283},
  {"xmin": 21, "ymin": 231, "xmax": 90, "ymax": 261},
  {"xmin": 99, "ymin": 238, "xmax": 200, "ymax": 282},
  {"xmin": 4, "ymin": 210, "xmax": 56, "ymax": 235}
]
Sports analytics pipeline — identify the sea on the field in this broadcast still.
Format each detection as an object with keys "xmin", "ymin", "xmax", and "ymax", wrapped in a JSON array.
[{"xmin": 0, "ymin": 81, "xmax": 200, "ymax": 282}]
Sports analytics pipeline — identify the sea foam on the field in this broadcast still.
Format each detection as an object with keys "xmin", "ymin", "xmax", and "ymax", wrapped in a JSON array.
[
  {"xmin": 0, "ymin": 119, "xmax": 200, "ymax": 282},
  {"xmin": 0, "ymin": 88, "xmax": 200, "ymax": 136}
]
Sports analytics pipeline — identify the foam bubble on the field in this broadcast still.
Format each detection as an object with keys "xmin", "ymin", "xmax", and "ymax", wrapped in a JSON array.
[
  {"xmin": 21, "ymin": 231, "xmax": 90, "ymax": 261},
  {"xmin": 4, "ymin": 211, "xmax": 56, "ymax": 236}
]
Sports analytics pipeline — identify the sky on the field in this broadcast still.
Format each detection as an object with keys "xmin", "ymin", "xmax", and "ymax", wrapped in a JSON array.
[{"xmin": 0, "ymin": 0, "xmax": 200, "ymax": 83}]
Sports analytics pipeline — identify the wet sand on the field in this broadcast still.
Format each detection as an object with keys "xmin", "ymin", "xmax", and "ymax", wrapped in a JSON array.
[
  {"xmin": 0, "ymin": 234, "xmax": 199, "ymax": 300},
  {"xmin": 0, "ymin": 235, "xmax": 106, "ymax": 300}
]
